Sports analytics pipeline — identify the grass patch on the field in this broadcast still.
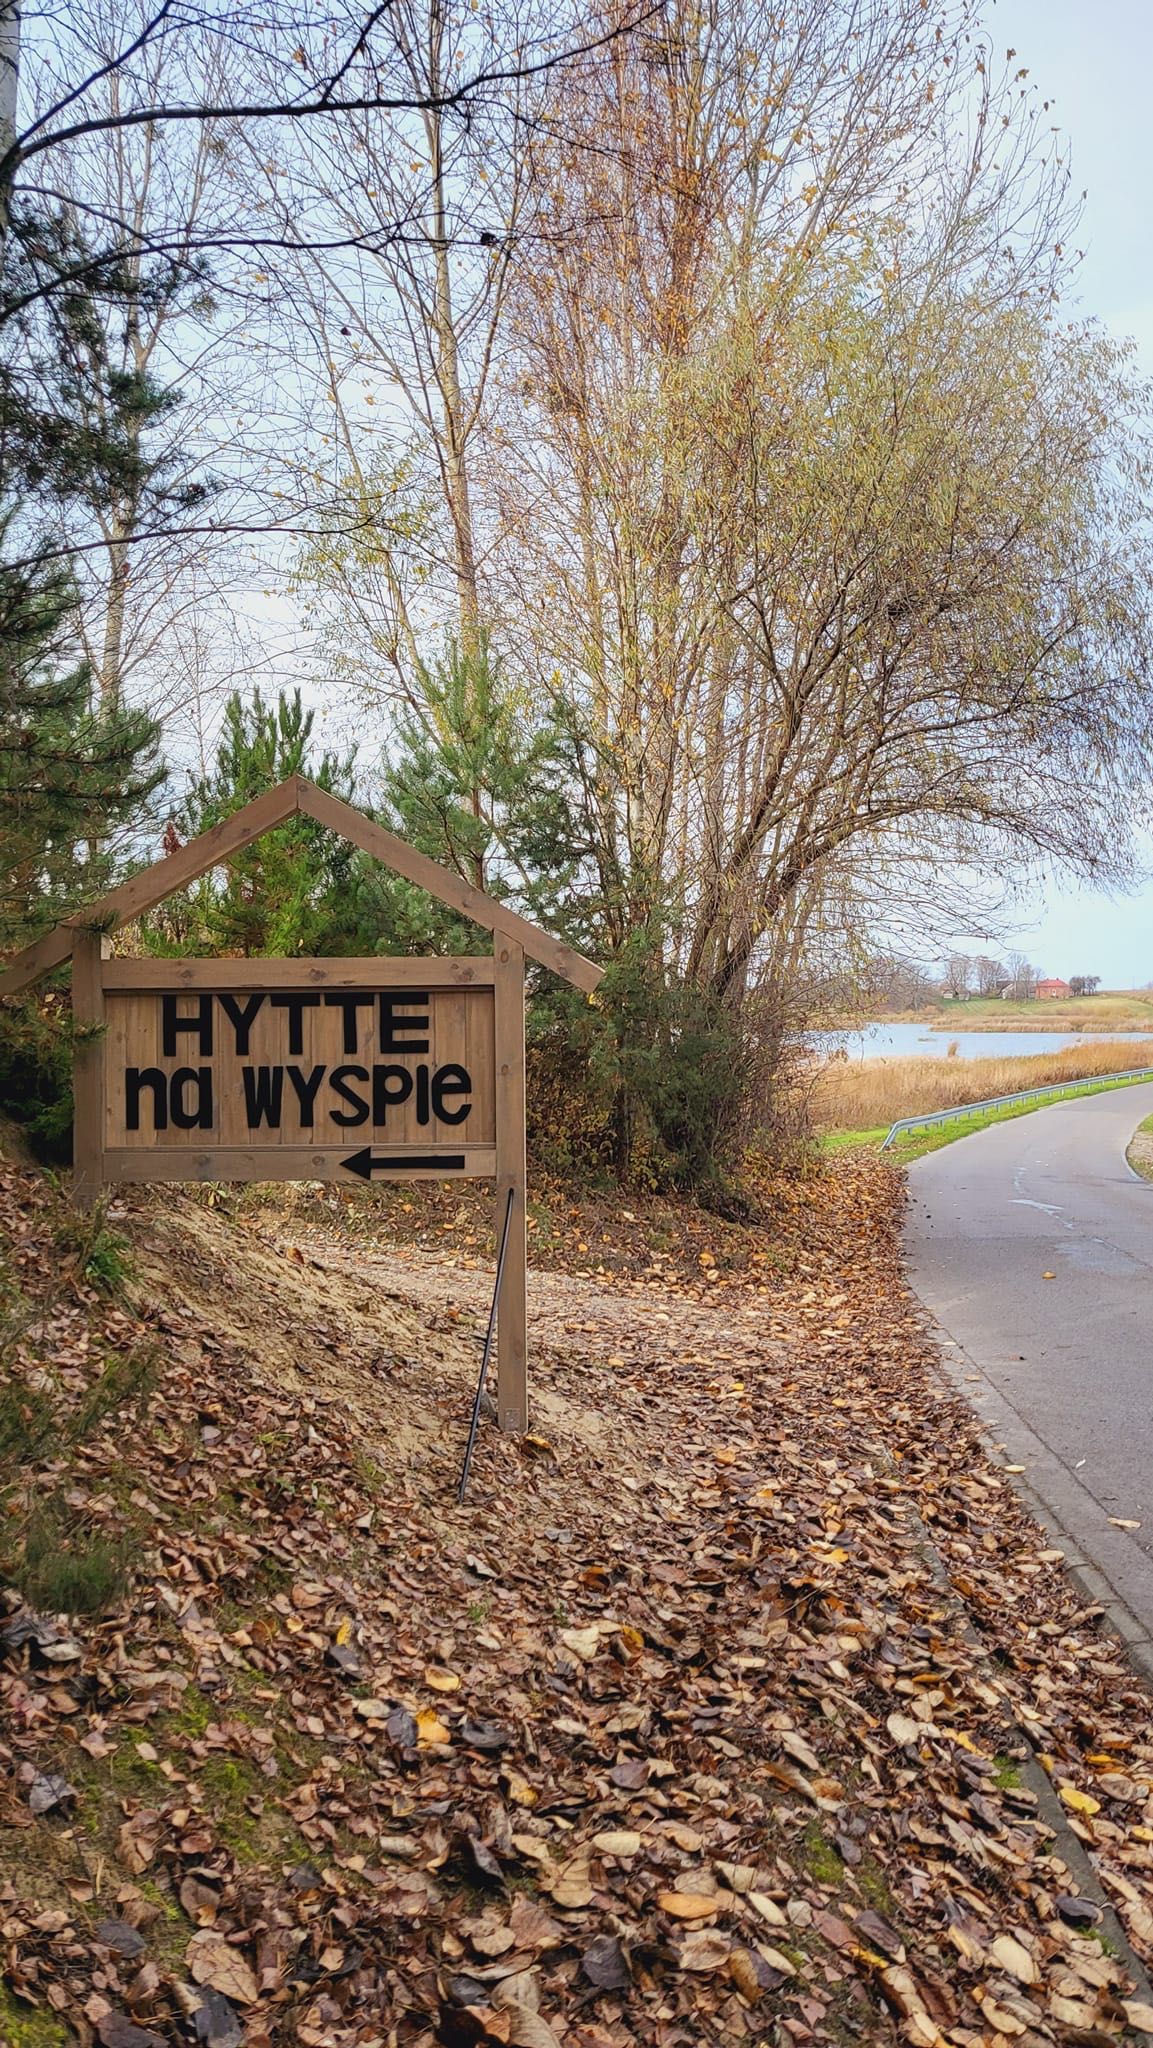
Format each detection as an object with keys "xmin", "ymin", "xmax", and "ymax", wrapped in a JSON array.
[
  {"xmin": 12, "ymin": 1498, "xmax": 136, "ymax": 1615},
  {"xmin": 818, "ymin": 1126, "xmax": 888, "ymax": 1156},
  {"xmin": 50, "ymin": 1203, "xmax": 133, "ymax": 1297},
  {"xmin": 1127, "ymin": 1112, "xmax": 1153, "ymax": 1182},
  {"xmin": 0, "ymin": 1343, "xmax": 159, "ymax": 1616}
]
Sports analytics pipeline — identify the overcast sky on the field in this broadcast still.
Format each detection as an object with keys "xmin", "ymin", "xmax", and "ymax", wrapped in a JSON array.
[{"xmin": 983, "ymin": 0, "xmax": 1153, "ymax": 986}]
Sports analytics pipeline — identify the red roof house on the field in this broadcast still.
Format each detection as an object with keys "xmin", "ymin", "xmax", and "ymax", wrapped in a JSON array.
[{"xmin": 1035, "ymin": 978, "xmax": 1072, "ymax": 1000}]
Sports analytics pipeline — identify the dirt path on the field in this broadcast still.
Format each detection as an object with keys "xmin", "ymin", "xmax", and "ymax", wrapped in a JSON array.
[{"xmin": 293, "ymin": 1228, "xmax": 792, "ymax": 1374}]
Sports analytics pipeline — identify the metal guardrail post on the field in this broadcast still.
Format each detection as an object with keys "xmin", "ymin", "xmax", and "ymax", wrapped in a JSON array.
[{"xmin": 880, "ymin": 1067, "xmax": 1153, "ymax": 1152}]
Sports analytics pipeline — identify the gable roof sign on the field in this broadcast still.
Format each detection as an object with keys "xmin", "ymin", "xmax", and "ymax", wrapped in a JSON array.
[{"xmin": 0, "ymin": 776, "xmax": 604, "ymax": 999}]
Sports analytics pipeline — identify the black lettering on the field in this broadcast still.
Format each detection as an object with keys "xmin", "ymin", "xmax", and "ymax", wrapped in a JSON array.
[
  {"xmin": 372, "ymin": 1063, "xmax": 413, "ymax": 1126},
  {"xmin": 271, "ymin": 993, "xmax": 321, "ymax": 1055},
  {"xmin": 329, "ymin": 1064, "xmax": 370, "ymax": 1126},
  {"xmin": 431, "ymin": 1061, "xmax": 472, "ymax": 1126},
  {"xmin": 162, "ymin": 993, "xmax": 213, "ymax": 1057},
  {"xmin": 126, "ymin": 1067, "xmax": 168, "ymax": 1132},
  {"xmin": 171, "ymin": 1066, "xmax": 213, "ymax": 1131},
  {"xmin": 243, "ymin": 1065, "xmax": 284, "ymax": 1129},
  {"xmin": 379, "ymin": 993, "xmax": 429, "ymax": 1054},
  {"xmin": 286, "ymin": 1064, "xmax": 327, "ymax": 1127},
  {"xmin": 323, "ymin": 992, "xmax": 375, "ymax": 1053},
  {"xmin": 415, "ymin": 1062, "xmax": 430, "ymax": 1126},
  {"xmin": 220, "ymin": 992, "xmax": 266, "ymax": 1055}
]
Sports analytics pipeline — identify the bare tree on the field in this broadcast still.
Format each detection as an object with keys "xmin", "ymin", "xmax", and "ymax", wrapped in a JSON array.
[
  {"xmin": 973, "ymin": 955, "xmax": 1009, "ymax": 997},
  {"xmin": 943, "ymin": 955, "xmax": 974, "ymax": 1001},
  {"xmin": 1006, "ymin": 954, "xmax": 1039, "ymax": 1001},
  {"xmin": 2, "ymin": 0, "xmax": 655, "ymax": 304}
]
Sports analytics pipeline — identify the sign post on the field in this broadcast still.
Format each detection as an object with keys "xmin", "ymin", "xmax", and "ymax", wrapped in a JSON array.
[
  {"xmin": 493, "ymin": 939, "xmax": 527, "ymax": 1433},
  {"xmin": 0, "ymin": 777, "xmax": 602, "ymax": 1433},
  {"xmin": 71, "ymin": 929, "xmax": 109, "ymax": 1212}
]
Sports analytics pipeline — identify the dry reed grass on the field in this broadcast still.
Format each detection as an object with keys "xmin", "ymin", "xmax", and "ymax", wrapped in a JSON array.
[
  {"xmin": 941, "ymin": 997, "xmax": 1153, "ymax": 1032},
  {"xmin": 814, "ymin": 1039, "xmax": 1153, "ymax": 1131}
]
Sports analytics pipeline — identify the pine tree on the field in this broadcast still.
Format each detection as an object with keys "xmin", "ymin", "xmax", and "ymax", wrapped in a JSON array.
[
  {"xmin": 168, "ymin": 689, "xmax": 360, "ymax": 958},
  {"xmin": 0, "ymin": 541, "xmax": 161, "ymax": 948}
]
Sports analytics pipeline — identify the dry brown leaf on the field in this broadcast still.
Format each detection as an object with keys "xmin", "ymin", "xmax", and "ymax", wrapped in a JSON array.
[
  {"xmin": 989, "ymin": 1933, "xmax": 1037, "ymax": 1985},
  {"xmin": 590, "ymin": 1830, "xmax": 642, "ymax": 1857},
  {"xmin": 547, "ymin": 1854, "xmax": 593, "ymax": 1910},
  {"xmin": 886, "ymin": 1712, "xmax": 924, "ymax": 1748},
  {"xmin": 676, "ymin": 1930, "xmax": 732, "ymax": 1972},
  {"xmin": 746, "ymin": 1892, "xmax": 787, "ymax": 1928},
  {"xmin": 657, "ymin": 1891, "xmax": 721, "ymax": 1921},
  {"xmin": 185, "ymin": 1933, "xmax": 259, "ymax": 2006}
]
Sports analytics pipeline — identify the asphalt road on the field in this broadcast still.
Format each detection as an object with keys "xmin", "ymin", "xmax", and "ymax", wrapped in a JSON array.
[{"xmin": 904, "ymin": 1081, "xmax": 1153, "ymax": 1654}]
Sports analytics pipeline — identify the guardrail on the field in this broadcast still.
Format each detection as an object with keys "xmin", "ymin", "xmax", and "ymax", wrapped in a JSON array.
[{"xmin": 881, "ymin": 1067, "xmax": 1153, "ymax": 1152}]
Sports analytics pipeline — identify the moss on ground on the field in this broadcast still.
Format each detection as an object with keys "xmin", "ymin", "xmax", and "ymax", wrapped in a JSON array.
[
  {"xmin": 800, "ymin": 1820, "xmax": 844, "ymax": 1886},
  {"xmin": 0, "ymin": 1986, "xmax": 72, "ymax": 2047}
]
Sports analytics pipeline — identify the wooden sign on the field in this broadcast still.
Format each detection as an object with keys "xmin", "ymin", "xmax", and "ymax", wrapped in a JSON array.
[
  {"xmin": 1, "ymin": 777, "xmax": 601, "ymax": 1436},
  {"xmin": 89, "ymin": 957, "xmax": 501, "ymax": 1185}
]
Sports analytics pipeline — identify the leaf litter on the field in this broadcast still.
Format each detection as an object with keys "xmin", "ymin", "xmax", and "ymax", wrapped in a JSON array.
[{"xmin": 0, "ymin": 1156, "xmax": 1152, "ymax": 2045}]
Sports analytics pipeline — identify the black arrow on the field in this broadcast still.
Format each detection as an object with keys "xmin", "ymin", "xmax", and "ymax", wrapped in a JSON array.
[{"xmin": 342, "ymin": 1147, "xmax": 467, "ymax": 1179}]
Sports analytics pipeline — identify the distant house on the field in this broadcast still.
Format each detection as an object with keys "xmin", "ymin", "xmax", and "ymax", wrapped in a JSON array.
[{"xmin": 1036, "ymin": 977, "xmax": 1072, "ymax": 1001}]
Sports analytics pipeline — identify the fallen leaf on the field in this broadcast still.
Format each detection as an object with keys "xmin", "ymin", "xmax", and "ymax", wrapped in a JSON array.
[
  {"xmin": 547, "ymin": 1853, "xmax": 593, "ymax": 1909},
  {"xmin": 989, "ymin": 1933, "xmax": 1038, "ymax": 1985},
  {"xmin": 425, "ymin": 1666, "xmax": 462, "ymax": 1692},
  {"xmin": 582, "ymin": 1934, "xmax": 630, "ymax": 1990},
  {"xmin": 27, "ymin": 1771, "xmax": 75, "ymax": 1816},
  {"xmin": 97, "ymin": 2017, "xmax": 165, "ymax": 2048},
  {"xmin": 191, "ymin": 1989, "xmax": 243, "ymax": 2048},
  {"xmin": 590, "ymin": 1830, "xmax": 641, "ymax": 1857},
  {"xmin": 558, "ymin": 1625, "xmax": 604, "ymax": 1662},
  {"xmin": 186, "ymin": 1933, "xmax": 259, "ymax": 2006},
  {"xmin": 657, "ymin": 1891, "xmax": 721, "ymax": 1920},
  {"xmin": 886, "ymin": 1712, "xmax": 924, "ymax": 1748},
  {"xmin": 677, "ymin": 1929, "xmax": 732, "ymax": 1971},
  {"xmin": 746, "ymin": 1891, "xmax": 788, "ymax": 1928},
  {"xmin": 1058, "ymin": 1784, "xmax": 1101, "ymax": 1816}
]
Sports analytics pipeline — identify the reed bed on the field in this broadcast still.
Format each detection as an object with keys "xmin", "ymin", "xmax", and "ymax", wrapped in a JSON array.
[
  {"xmin": 939, "ymin": 998, "xmax": 1153, "ymax": 1032},
  {"xmin": 814, "ymin": 1039, "xmax": 1153, "ymax": 1131}
]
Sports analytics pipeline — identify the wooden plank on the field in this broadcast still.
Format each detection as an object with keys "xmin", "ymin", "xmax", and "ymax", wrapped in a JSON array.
[
  {"xmin": 72, "ymin": 930, "xmax": 110, "ymax": 1209},
  {"xmin": 493, "ymin": 938, "xmax": 528, "ymax": 1433},
  {"xmin": 0, "ymin": 779, "xmax": 302, "ymax": 998},
  {"xmin": 102, "ymin": 1146, "xmax": 497, "ymax": 1184},
  {"xmin": 102, "ymin": 956, "xmax": 496, "ymax": 990},
  {"xmin": 297, "ymin": 779, "xmax": 604, "ymax": 994}
]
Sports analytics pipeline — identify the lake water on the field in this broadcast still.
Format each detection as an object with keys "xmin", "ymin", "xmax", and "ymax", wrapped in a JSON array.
[{"xmin": 819, "ymin": 1021, "xmax": 1153, "ymax": 1062}]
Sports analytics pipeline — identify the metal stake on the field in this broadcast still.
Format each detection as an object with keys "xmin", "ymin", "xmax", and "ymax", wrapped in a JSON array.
[{"xmin": 457, "ymin": 1185, "xmax": 516, "ymax": 1503}]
